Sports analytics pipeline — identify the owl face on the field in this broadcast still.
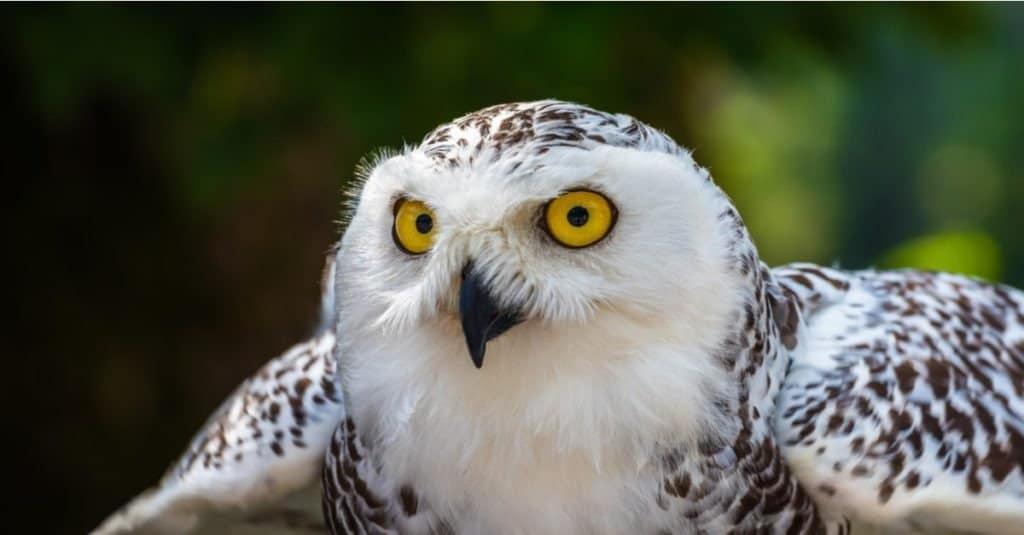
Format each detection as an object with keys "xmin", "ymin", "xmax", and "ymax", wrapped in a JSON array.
[{"xmin": 333, "ymin": 102, "xmax": 747, "ymax": 373}]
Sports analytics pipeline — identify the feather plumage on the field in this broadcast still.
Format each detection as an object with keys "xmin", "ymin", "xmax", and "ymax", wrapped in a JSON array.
[
  {"xmin": 775, "ymin": 264, "xmax": 1024, "ymax": 534},
  {"xmin": 97, "ymin": 101, "xmax": 1023, "ymax": 535}
]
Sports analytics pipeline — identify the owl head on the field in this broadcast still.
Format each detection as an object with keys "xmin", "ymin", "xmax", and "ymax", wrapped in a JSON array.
[{"xmin": 333, "ymin": 101, "xmax": 757, "ymax": 449}]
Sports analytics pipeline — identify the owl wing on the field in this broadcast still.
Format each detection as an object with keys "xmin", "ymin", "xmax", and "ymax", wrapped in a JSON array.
[
  {"xmin": 320, "ymin": 416, "xmax": 411, "ymax": 535},
  {"xmin": 319, "ymin": 377, "xmax": 437, "ymax": 533},
  {"xmin": 93, "ymin": 258, "xmax": 346, "ymax": 535},
  {"xmin": 774, "ymin": 264, "xmax": 1024, "ymax": 534}
]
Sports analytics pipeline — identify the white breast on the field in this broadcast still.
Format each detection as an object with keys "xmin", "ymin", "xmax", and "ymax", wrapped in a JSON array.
[{"xmin": 340, "ymin": 311, "xmax": 731, "ymax": 534}]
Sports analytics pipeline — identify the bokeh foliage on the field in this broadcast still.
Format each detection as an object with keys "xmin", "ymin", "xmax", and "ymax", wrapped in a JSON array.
[{"xmin": 5, "ymin": 4, "xmax": 1022, "ymax": 533}]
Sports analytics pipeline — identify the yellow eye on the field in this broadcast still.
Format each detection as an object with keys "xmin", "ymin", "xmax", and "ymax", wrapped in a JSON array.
[
  {"xmin": 543, "ymin": 190, "xmax": 617, "ymax": 248},
  {"xmin": 393, "ymin": 199, "xmax": 437, "ymax": 254}
]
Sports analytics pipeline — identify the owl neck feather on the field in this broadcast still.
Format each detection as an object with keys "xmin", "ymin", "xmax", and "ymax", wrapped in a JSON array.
[{"xmin": 655, "ymin": 223, "xmax": 824, "ymax": 531}]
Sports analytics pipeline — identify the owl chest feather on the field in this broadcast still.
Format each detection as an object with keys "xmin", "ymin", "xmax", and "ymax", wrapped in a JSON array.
[
  {"xmin": 334, "ymin": 257, "xmax": 824, "ymax": 533},
  {"xmin": 342, "ymin": 319, "xmax": 731, "ymax": 534}
]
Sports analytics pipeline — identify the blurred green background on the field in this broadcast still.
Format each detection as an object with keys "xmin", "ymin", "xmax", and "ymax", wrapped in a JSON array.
[{"xmin": 5, "ymin": 4, "xmax": 1023, "ymax": 533}]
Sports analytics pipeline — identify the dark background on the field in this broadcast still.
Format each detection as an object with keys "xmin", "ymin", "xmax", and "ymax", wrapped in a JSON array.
[{"xmin": 5, "ymin": 4, "xmax": 1023, "ymax": 533}]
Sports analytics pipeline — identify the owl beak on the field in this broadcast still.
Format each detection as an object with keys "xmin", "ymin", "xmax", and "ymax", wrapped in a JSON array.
[{"xmin": 459, "ymin": 263, "xmax": 523, "ymax": 369}]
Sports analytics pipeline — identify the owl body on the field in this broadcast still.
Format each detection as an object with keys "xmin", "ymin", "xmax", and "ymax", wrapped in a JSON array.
[
  {"xmin": 95, "ymin": 101, "xmax": 1024, "ymax": 535},
  {"xmin": 324, "ymin": 103, "xmax": 825, "ymax": 532}
]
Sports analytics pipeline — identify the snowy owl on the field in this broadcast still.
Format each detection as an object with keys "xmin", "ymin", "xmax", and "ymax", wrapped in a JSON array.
[{"xmin": 95, "ymin": 101, "xmax": 1024, "ymax": 535}]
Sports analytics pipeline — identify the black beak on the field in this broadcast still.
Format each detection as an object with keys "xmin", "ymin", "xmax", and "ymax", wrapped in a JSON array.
[{"xmin": 459, "ymin": 264, "xmax": 523, "ymax": 369}]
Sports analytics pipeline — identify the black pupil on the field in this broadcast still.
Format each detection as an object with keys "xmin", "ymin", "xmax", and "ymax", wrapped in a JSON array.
[
  {"xmin": 566, "ymin": 205, "xmax": 589, "ymax": 227},
  {"xmin": 415, "ymin": 213, "xmax": 433, "ymax": 234}
]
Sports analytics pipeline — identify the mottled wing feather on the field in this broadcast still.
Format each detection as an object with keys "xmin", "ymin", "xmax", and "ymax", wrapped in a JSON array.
[
  {"xmin": 93, "ymin": 331, "xmax": 342, "ymax": 534},
  {"xmin": 775, "ymin": 264, "xmax": 1024, "ymax": 534},
  {"xmin": 321, "ymin": 418, "xmax": 401, "ymax": 535},
  {"xmin": 320, "ymin": 412, "xmax": 441, "ymax": 534}
]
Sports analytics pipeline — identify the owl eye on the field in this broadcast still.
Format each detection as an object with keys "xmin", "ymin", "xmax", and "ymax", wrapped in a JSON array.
[
  {"xmin": 543, "ymin": 190, "xmax": 617, "ymax": 248},
  {"xmin": 393, "ymin": 199, "xmax": 437, "ymax": 255}
]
